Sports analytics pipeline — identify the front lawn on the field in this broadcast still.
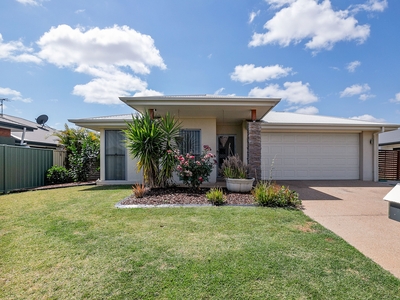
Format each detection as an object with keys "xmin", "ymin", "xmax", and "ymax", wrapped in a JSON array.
[{"xmin": 1, "ymin": 185, "xmax": 399, "ymax": 299}]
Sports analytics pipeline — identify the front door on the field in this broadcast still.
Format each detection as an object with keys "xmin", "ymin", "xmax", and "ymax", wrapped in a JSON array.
[{"xmin": 217, "ymin": 135, "xmax": 235, "ymax": 168}]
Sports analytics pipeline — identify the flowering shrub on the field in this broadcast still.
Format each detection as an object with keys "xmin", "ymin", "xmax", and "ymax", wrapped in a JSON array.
[{"xmin": 173, "ymin": 145, "xmax": 217, "ymax": 189}]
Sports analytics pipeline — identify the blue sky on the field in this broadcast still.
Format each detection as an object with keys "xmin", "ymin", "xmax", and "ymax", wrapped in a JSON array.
[{"xmin": 0, "ymin": 0, "xmax": 399, "ymax": 129}]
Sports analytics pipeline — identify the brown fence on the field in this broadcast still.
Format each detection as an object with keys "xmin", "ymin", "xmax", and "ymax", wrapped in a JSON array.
[{"xmin": 379, "ymin": 150, "xmax": 400, "ymax": 180}]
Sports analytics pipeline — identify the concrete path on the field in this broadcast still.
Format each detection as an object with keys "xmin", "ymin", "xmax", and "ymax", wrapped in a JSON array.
[{"xmin": 278, "ymin": 180, "xmax": 400, "ymax": 279}]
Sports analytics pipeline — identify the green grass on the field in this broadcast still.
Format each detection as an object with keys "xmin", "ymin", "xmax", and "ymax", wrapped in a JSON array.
[{"xmin": 1, "ymin": 185, "xmax": 399, "ymax": 299}]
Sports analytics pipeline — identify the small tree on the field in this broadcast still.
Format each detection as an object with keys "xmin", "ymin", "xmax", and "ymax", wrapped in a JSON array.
[{"xmin": 53, "ymin": 124, "xmax": 100, "ymax": 182}]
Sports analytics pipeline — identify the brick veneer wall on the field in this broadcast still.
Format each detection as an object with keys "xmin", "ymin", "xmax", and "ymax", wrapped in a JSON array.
[
  {"xmin": 0, "ymin": 128, "xmax": 11, "ymax": 137},
  {"xmin": 247, "ymin": 121, "xmax": 261, "ymax": 181}
]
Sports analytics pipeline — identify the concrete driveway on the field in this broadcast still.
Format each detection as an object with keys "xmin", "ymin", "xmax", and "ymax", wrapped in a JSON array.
[{"xmin": 278, "ymin": 180, "xmax": 400, "ymax": 279}]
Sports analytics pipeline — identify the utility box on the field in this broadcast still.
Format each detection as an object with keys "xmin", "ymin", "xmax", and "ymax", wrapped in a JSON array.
[{"xmin": 383, "ymin": 183, "xmax": 400, "ymax": 222}]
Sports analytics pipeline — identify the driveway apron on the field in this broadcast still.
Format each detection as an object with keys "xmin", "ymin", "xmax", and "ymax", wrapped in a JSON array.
[{"xmin": 278, "ymin": 180, "xmax": 400, "ymax": 279}]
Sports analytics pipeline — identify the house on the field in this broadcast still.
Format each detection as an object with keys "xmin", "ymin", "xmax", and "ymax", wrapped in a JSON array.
[
  {"xmin": 68, "ymin": 95, "xmax": 399, "ymax": 184},
  {"xmin": 0, "ymin": 114, "xmax": 59, "ymax": 149},
  {"xmin": 379, "ymin": 129, "xmax": 400, "ymax": 150}
]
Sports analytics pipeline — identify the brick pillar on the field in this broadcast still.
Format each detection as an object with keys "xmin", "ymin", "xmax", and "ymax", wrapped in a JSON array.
[
  {"xmin": 0, "ymin": 128, "xmax": 11, "ymax": 137},
  {"xmin": 247, "ymin": 121, "xmax": 261, "ymax": 181}
]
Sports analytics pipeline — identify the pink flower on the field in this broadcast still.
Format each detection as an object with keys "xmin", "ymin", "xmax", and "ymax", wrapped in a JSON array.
[
  {"xmin": 198, "ymin": 177, "xmax": 203, "ymax": 182},
  {"xmin": 190, "ymin": 155, "xmax": 195, "ymax": 160},
  {"xmin": 196, "ymin": 161, "xmax": 201, "ymax": 166}
]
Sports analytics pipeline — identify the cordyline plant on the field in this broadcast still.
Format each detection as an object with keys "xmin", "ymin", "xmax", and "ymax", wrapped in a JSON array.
[
  {"xmin": 172, "ymin": 145, "xmax": 217, "ymax": 189},
  {"xmin": 124, "ymin": 112, "xmax": 181, "ymax": 188}
]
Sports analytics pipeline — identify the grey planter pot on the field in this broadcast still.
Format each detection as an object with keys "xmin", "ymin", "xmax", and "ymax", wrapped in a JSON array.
[{"xmin": 225, "ymin": 178, "xmax": 255, "ymax": 193}]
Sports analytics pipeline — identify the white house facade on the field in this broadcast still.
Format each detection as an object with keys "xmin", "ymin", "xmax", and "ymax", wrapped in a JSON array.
[{"xmin": 69, "ymin": 95, "xmax": 399, "ymax": 184}]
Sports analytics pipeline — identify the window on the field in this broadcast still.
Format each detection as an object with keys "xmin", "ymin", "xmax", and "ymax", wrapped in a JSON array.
[{"xmin": 179, "ymin": 129, "xmax": 201, "ymax": 156}]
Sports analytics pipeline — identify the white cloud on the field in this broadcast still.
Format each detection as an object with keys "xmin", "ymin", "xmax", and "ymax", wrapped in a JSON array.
[
  {"xmin": 0, "ymin": 34, "xmax": 41, "ymax": 64},
  {"xmin": 250, "ymin": 0, "xmax": 370, "ymax": 52},
  {"xmin": 340, "ymin": 84, "xmax": 371, "ymax": 99},
  {"xmin": 133, "ymin": 89, "xmax": 164, "ymax": 97},
  {"xmin": 346, "ymin": 60, "xmax": 361, "ymax": 72},
  {"xmin": 0, "ymin": 87, "xmax": 21, "ymax": 97},
  {"xmin": 389, "ymin": 93, "xmax": 400, "ymax": 103},
  {"xmin": 249, "ymin": 81, "xmax": 318, "ymax": 104},
  {"xmin": 0, "ymin": 87, "xmax": 32, "ymax": 103},
  {"xmin": 351, "ymin": 0, "xmax": 388, "ymax": 13},
  {"xmin": 351, "ymin": 114, "xmax": 385, "ymax": 122},
  {"xmin": 16, "ymin": 0, "xmax": 41, "ymax": 5},
  {"xmin": 72, "ymin": 68, "xmax": 148, "ymax": 104},
  {"xmin": 295, "ymin": 106, "xmax": 319, "ymax": 114},
  {"xmin": 213, "ymin": 88, "xmax": 235, "ymax": 96},
  {"xmin": 231, "ymin": 64, "xmax": 292, "ymax": 83},
  {"xmin": 37, "ymin": 25, "xmax": 166, "ymax": 74},
  {"xmin": 359, "ymin": 93, "xmax": 375, "ymax": 101},
  {"xmin": 249, "ymin": 10, "xmax": 260, "ymax": 23},
  {"xmin": 265, "ymin": 0, "xmax": 296, "ymax": 9},
  {"xmin": 75, "ymin": 9, "xmax": 85, "ymax": 14},
  {"xmin": 36, "ymin": 24, "xmax": 166, "ymax": 104}
]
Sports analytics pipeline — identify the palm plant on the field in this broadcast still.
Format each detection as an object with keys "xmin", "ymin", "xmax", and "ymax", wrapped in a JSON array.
[
  {"xmin": 124, "ymin": 112, "xmax": 163, "ymax": 188},
  {"xmin": 124, "ymin": 111, "xmax": 182, "ymax": 188}
]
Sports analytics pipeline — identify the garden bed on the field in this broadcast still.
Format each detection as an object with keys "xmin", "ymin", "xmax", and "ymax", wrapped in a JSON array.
[{"xmin": 120, "ymin": 186, "xmax": 254, "ymax": 206}]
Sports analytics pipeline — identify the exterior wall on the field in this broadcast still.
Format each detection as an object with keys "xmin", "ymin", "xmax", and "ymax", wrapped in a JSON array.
[
  {"xmin": 0, "ymin": 128, "xmax": 11, "ymax": 137},
  {"xmin": 359, "ymin": 131, "xmax": 375, "ymax": 181},
  {"xmin": 98, "ymin": 118, "xmax": 217, "ymax": 185},
  {"xmin": 180, "ymin": 118, "xmax": 217, "ymax": 183},
  {"xmin": 98, "ymin": 128, "xmax": 143, "ymax": 185},
  {"xmin": 380, "ymin": 143, "xmax": 400, "ymax": 150}
]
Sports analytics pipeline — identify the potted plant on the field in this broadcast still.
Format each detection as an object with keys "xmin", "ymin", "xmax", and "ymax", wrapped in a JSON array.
[{"xmin": 220, "ymin": 154, "xmax": 254, "ymax": 192}]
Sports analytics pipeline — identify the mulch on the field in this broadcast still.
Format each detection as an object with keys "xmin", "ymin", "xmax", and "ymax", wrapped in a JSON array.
[{"xmin": 120, "ymin": 186, "xmax": 255, "ymax": 206}]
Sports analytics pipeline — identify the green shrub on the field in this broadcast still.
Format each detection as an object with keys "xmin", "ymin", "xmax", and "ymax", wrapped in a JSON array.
[
  {"xmin": 206, "ymin": 187, "xmax": 225, "ymax": 206},
  {"xmin": 252, "ymin": 182, "xmax": 301, "ymax": 208},
  {"xmin": 46, "ymin": 165, "xmax": 73, "ymax": 184}
]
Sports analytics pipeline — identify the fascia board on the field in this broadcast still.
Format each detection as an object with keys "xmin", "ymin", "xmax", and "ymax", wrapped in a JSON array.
[{"xmin": 261, "ymin": 123, "xmax": 399, "ymax": 132}]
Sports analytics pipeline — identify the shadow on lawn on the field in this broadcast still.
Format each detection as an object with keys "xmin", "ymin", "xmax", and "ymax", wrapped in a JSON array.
[{"xmin": 80, "ymin": 185, "xmax": 131, "ymax": 191}]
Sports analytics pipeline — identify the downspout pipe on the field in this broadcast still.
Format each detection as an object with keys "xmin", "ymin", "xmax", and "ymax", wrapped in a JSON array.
[{"xmin": 20, "ymin": 127, "xmax": 26, "ymax": 146}]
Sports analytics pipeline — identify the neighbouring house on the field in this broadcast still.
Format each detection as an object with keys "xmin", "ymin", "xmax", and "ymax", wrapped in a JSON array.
[
  {"xmin": 0, "ymin": 114, "xmax": 59, "ymax": 149},
  {"xmin": 378, "ymin": 129, "xmax": 400, "ymax": 181},
  {"xmin": 68, "ymin": 95, "xmax": 399, "ymax": 184},
  {"xmin": 379, "ymin": 129, "xmax": 400, "ymax": 150}
]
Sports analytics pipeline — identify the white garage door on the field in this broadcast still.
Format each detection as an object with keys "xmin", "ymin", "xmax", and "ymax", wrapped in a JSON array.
[{"xmin": 261, "ymin": 133, "xmax": 359, "ymax": 180}]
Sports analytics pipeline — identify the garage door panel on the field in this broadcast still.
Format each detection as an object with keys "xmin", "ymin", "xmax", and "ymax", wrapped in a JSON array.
[{"xmin": 261, "ymin": 133, "xmax": 359, "ymax": 180}]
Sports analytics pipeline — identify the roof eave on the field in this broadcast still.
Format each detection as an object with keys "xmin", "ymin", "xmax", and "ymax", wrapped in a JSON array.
[{"xmin": 261, "ymin": 123, "xmax": 399, "ymax": 132}]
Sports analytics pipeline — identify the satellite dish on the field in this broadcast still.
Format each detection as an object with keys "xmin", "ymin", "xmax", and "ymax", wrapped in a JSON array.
[{"xmin": 36, "ymin": 114, "xmax": 49, "ymax": 127}]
